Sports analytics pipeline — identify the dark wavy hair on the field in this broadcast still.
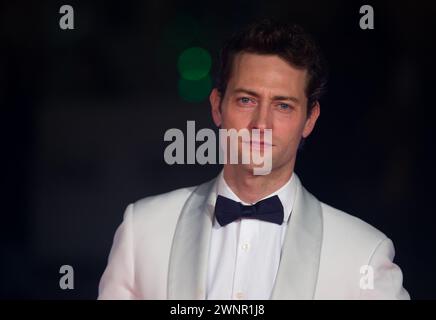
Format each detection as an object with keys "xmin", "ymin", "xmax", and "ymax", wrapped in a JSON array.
[{"xmin": 216, "ymin": 19, "xmax": 328, "ymax": 115}]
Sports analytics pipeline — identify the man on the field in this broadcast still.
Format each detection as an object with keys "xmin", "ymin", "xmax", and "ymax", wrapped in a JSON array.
[{"xmin": 98, "ymin": 19, "xmax": 410, "ymax": 299}]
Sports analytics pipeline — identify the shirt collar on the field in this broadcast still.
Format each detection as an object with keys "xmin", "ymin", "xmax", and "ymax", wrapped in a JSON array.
[{"xmin": 214, "ymin": 169, "xmax": 297, "ymax": 225}]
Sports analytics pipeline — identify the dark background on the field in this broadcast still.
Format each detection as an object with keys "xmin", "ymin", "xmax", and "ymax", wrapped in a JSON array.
[{"xmin": 1, "ymin": 0, "xmax": 435, "ymax": 299}]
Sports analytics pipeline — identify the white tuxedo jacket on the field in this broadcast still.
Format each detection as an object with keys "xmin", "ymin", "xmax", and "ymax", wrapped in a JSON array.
[{"xmin": 98, "ymin": 174, "xmax": 410, "ymax": 300}]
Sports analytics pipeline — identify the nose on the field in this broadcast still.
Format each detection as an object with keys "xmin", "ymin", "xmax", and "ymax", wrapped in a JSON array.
[{"xmin": 250, "ymin": 102, "xmax": 272, "ymax": 131}]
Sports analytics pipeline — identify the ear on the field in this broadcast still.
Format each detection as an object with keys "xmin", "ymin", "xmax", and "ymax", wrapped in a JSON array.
[
  {"xmin": 302, "ymin": 102, "xmax": 320, "ymax": 138},
  {"xmin": 210, "ymin": 88, "xmax": 222, "ymax": 127}
]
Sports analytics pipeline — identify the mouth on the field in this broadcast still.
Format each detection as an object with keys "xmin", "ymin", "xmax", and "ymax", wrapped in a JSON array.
[{"xmin": 243, "ymin": 140, "xmax": 274, "ymax": 149}]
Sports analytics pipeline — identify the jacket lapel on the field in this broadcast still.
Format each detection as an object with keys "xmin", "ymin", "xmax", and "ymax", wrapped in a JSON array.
[
  {"xmin": 271, "ymin": 175, "xmax": 323, "ymax": 299},
  {"xmin": 167, "ymin": 178, "xmax": 217, "ymax": 299}
]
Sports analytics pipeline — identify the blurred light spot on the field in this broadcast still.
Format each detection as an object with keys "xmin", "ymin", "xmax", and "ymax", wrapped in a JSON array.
[{"xmin": 178, "ymin": 47, "xmax": 212, "ymax": 81}]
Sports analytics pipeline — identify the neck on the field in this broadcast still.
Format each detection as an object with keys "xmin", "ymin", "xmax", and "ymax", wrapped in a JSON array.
[{"xmin": 223, "ymin": 163, "xmax": 294, "ymax": 204}]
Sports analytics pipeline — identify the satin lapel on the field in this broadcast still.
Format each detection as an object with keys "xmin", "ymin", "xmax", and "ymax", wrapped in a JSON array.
[
  {"xmin": 167, "ymin": 178, "xmax": 217, "ymax": 299},
  {"xmin": 271, "ymin": 175, "xmax": 323, "ymax": 299}
]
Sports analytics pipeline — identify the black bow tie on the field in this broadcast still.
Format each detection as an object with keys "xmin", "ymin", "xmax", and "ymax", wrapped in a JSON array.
[{"xmin": 214, "ymin": 195, "xmax": 284, "ymax": 227}]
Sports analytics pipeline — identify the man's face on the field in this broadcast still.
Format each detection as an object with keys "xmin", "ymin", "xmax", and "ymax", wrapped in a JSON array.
[{"xmin": 210, "ymin": 52, "xmax": 320, "ymax": 175}]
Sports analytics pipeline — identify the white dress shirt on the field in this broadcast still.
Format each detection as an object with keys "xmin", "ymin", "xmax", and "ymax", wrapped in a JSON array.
[{"xmin": 206, "ymin": 171, "xmax": 297, "ymax": 300}]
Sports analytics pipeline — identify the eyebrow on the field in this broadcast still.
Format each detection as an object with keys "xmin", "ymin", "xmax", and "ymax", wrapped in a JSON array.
[{"xmin": 232, "ymin": 88, "xmax": 301, "ymax": 104}]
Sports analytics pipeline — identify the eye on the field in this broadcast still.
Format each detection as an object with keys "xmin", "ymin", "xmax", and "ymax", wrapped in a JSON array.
[
  {"xmin": 240, "ymin": 97, "xmax": 251, "ymax": 104},
  {"xmin": 237, "ymin": 97, "xmax": 256, "ymax": 106},
  {"xmin": 277, "ymin": 103, "xmax": 291, "ymax": 111}
]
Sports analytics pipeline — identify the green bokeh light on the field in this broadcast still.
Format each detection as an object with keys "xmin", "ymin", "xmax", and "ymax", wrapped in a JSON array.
[
  {"xmin": 178, "ymin": 47, "xmax": 212, "ymax": 81},
  {"xmin": 178, "ymin": 75, "xmax": 212, "ymax": 102}
]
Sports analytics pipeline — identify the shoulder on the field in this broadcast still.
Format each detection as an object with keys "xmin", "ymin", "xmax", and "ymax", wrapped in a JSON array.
[
  {"xmin": 315, "ymin": 200, "xmax": 408, "ymax": 299},
  {"xmin": 125, "ymin": 177, "xmax": 216, "ymax": 226},
  {"xmin": 135, "ymin": 185, "xmax": 196, "ymax": 212},
  {"xmin": 114, "ymin": 185, "xmax": 198, "ymax": 248},
  {"xmin": 320, "ymin": 201, "xmax": 388, "ymax": 252},
  {"xmin": 128, "ymin": 185, "xmax": 197, "ymax": 223}
]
